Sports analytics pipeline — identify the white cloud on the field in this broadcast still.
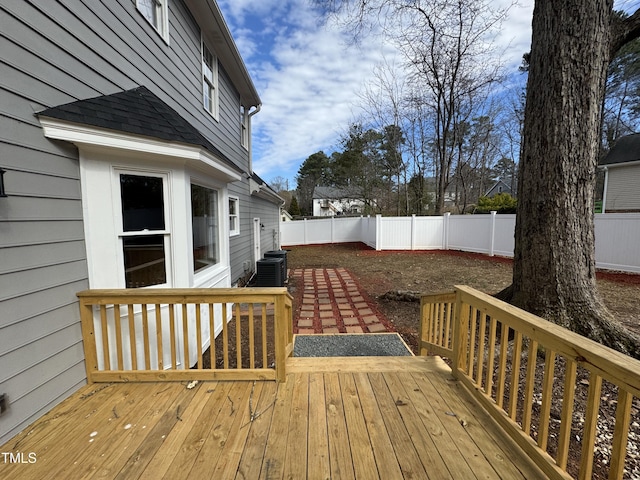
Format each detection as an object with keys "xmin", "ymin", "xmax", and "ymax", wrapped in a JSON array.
[{"xmin": 218, "ymin": 0, "xmax": 535, "ymax": 184}]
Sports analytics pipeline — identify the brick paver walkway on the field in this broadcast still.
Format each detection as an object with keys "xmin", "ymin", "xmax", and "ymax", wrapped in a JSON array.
[{"xmin": 289, "ymin": 267, "xmax": 393, "ymax": 334}]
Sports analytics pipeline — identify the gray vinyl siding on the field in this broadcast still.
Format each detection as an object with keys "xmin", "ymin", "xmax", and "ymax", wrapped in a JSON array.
[
  {"xmin": 0, "ymin": 0, "xmax": 277, "ymax": 446},
  {"xmin": 606, "ymin": 165, "xmax": 640, "ymax": 212},
  {"xmin": 228, "ymin": 186, "xmax": 282, "ymax": 285},
  {"xmin": 229, "ymin": 182, "xmax": 254, "ymax": 283}
]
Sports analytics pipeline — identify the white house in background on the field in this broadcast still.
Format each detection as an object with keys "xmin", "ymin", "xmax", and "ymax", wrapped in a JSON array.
[
  {"xmin": 600, "ymin": 133, "xmax": 640, "ymax": 213},
  {"xmin": 312, "ymin": 186, "xmax": 366, "ymax": 217},
  {"xmin": 281, "ymin": 209, "xmax": 293, "ymax": 222}
]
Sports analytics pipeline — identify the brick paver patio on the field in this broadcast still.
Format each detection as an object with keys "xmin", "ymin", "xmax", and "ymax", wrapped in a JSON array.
[{"xmin": 289, "ymin": 267, "xmax": 393, "ymax": 334}]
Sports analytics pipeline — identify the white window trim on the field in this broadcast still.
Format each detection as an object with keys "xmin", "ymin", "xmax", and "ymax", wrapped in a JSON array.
[
  {"xmin": 202, "ymin": 38, "xmax": 219, "ymax": 120},
  {"xmin": 136, "ymin": 0, "xmax": 170, "ymax": 45},
  {"xmin": 229, "ymin": 196, "xmax": 240, "ymax": 236}
]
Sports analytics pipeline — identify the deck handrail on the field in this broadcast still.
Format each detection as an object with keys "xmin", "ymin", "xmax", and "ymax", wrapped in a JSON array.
[
  {"xmin": 77, "ymin": 288, "xmax": 293, "ymax": 383},
  {"xmin": 420, "ymin": 285, "xmax": 640, "ymax": 480}
]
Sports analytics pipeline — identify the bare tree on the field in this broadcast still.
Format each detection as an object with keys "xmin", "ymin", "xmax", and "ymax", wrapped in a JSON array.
[{"xmin": 322, "ymin": 0, "xmax": 510, "ymax": 214}]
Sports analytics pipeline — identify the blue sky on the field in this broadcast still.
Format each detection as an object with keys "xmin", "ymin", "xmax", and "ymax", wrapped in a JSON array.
[{"xmin": 214, "ymin": 1, "xmax": 561, "ymax": 188}]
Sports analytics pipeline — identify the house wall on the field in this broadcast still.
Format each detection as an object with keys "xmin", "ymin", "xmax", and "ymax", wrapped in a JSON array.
[
  {"xmin": 0, "ymin": 0, "xmax": 276, "ymax": 446},
  {"xmin": 605, "ymin": 165, "xmax": 640, "ymax": 212}
]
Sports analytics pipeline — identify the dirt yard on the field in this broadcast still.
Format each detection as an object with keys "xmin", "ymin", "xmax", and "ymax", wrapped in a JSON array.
[{"xmin": 286, "ymin": 242, "xmax": 640, "ymax": 353}]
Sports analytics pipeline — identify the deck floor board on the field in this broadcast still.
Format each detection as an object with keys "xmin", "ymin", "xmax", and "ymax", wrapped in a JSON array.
[{"xmin": 0, "ymin": 356, "xmax": 547, "ymax": 480}]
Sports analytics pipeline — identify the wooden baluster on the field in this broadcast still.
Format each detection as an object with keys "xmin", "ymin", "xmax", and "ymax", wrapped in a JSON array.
[
  {"xmin": 557, "ymin": 359, "xmax": 577, "ymax": 470},
  {"xmin": 100, "ymin": 304, "xmax": 110, "ymax": 371},
  {"xmin": 209, "ymin": 303, "xmax": 216, "ymax": 369},
  {"xmin": 496, "ymin": 323, "xmax": 509, "ymax": 409},
  {"xmin": 142, "ymin": 304, "xmax": 150, "ymax": 370},
  {"xmin": 437, "ymin": 302, "xmax": 445, "ymax": 346},
  {"xmin": 128, "ymin": 304, "xmax": 137, "ymax": 370},
  {"xmin": 248, "ymin": 304, "xmax": 255, "ymax": 369},
  {"xmin": 609, "ymin": 388, "xmax": 633, "ymax": 480},
  {"xmin": 508, "ymin": 331, "xmax": 523, "ymax": 421},
  {"xmin": 443, "ymin": 302, "xmax": 452, "ymax": 350},
  {"xmin": 114, "ymin": 304, "xmax": 123, "ymax": 370},
  {"xmin": 476, "ymin": 313, "xmax": 487, "ymax": 390},
  {"xmin": 169, "ymin": 304, "xmax": 177, "ymax": 369},
  {"xmin": 195, "ymin": 304, "xmax": 202, "ymax": 369},
  {"xmin": 222, "ymin": 303, "xmax": 229, "ymax": 369},
  {"xmin": 155, "ymin": 304, "xmax": 163, "ymax": 370},
  {"xmin": 538, "ymin": 349, "xmax": 556, "ymax": 451},
  {"xmin": 522, "ymin": 340, "xmax": 539, "ymax": 435},
  {"xmin": 467, "ymin": 308, "xmax": 478, "ymax": 378},
  {"xmin": 235, "ymin": 303, "xmax": 242, "ymax": 369},
  {"xmin": 485, "ymin": 316, "xmax": 497, "ymax": 396},
  {"xmin": 262, "ymin": 304, "xmax": 268, "ymax": 368},
  {"xmin": 182, "ymin": 304, "xmax": 189, "ymax": 369},
  {"xmin": 579, "ymin": 372, "xmax": 602, "ymax": 480}
]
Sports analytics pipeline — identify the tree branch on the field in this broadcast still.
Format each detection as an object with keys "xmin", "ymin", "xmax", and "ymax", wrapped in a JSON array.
[{"xmin": 611, "ymin": 8, "xmax": 640, "ymax": 57}]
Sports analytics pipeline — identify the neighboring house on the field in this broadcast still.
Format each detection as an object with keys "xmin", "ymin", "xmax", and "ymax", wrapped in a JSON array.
[
  {"xmin": 281, "ymin": 209, "xmax": 294, "ymax": 222},
  {"xmin": 600, "ymin": 133, "xmax": 640, "ymax": 213},
  {"xmin": 312, "ymin": 186, "xmax": 366, "ymax": 217},
  {"xmin": 484, "ymin": 180, "xmax": 515, "ymax": 198},
  {"xmin": 0, "ymin": 0, "xmax": 281, "ymax": 445}
]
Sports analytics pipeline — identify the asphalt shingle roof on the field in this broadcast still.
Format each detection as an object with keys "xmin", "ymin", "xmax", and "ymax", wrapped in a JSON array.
[
  {"xmin": 38, "ymin": 86, "xmax": 241, "ymax": 173},
  {"xmin": 601, "ymin": 133, "xmax": 640, "ymax": 166}
]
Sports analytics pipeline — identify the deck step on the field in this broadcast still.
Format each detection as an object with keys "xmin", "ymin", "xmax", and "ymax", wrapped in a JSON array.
[{"xmin": 286, "ymin": 355, "xmax": 449, "ymax": 374}]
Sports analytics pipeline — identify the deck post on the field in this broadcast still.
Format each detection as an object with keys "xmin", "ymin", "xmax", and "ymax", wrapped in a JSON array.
[
  {"xmin": 451, "ymin": 289, "xmax": 467, "ymax": 380},
  {"xmin": 418, "ymin": 295, "xmax": 428, "ymax": 356},
  {"xmin": 77, "ymin": 295, "xmax": 99, "ymax": 384},
  {"xmin": 274, "ymin": 293, "xmax": 287, "ymax": 382}
]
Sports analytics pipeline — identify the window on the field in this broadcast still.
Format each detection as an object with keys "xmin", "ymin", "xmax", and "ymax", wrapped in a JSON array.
[
  {"xmin": 192, "ymin": 184, "xmax": 219, "ymax": 272},
  {"xmin": 202, "ymin": 42, "xmax": 218, "ymax": 119},
  {"xmin": 136, "ymin": 0, "xmax": 169, "ymax": 42},
  {"xmin": 240, "ymin": 107, "xmax": 248, "ymax": 148},
  {"xmin": 119, "ymin": 173, "xmax": 169, "ymax": 288},
  {"xmin": 229, "ymin": 196, "xmax": 240, "ymax": 236}
]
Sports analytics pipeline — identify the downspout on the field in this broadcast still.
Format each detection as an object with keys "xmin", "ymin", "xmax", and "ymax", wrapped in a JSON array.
[
  {"xmin": 247, "ymin": 104, "xmax": 261, "ymax": 174},
  {"xmin": 601, "ymin": 166, "xmax": 608, "ymax": 214}
]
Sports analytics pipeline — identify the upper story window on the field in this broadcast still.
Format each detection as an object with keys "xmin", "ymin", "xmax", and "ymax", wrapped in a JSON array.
[
  {"xmin": 136, "ymin": 0, "xmax": 169, "ymax": 43},
  {"xmin": 202, "ymin": 42, "xmax": 219, "ymax": 120}
]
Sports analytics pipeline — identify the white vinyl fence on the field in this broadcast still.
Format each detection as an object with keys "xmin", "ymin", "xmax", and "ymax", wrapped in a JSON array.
[{"xmin": 281, "ymin": 213, "xmax": 640, "ymax": 274}]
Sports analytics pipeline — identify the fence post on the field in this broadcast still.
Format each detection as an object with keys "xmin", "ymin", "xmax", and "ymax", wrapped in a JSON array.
[
  {"xmin": 411, "ymin": 214, "xmax": 416, "ymax": 250},
  {"xmin": 331, "ymin": 215, "xmax": 335, "ymax": 243},
  {"xmin": 375, "ymin": 214, "xmax": 382, "ymax": 251},
  {"xmin": 303, "ymin": 218, "xmax": 307, "ymax": 245},
  {"xmin": 443, "ymin": 213, "xmax": 450, "ymax": 250},
  {"xmin": 489, "ymin": 210, "xmax": 497, "ymax": 256}
]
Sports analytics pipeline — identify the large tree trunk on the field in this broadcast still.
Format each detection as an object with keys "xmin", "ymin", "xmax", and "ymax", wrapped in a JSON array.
[{"xmin": 501, "ymin": 0, "xmax": 640, "ymax": 357}]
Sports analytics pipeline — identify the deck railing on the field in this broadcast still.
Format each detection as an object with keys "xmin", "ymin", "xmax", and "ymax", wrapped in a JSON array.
[
  {"xmin": 77, "ymin": 288, "xmax": 293, "ymax": 383},
  {"xmin": 420, "ymin": 285, "xmax": 640, "ymax": 480}
]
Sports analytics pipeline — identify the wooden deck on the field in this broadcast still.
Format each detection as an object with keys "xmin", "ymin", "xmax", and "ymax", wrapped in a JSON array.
[{"xmin": 1, "ymin": 356, "xmax": 545, "ymax": 479}]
